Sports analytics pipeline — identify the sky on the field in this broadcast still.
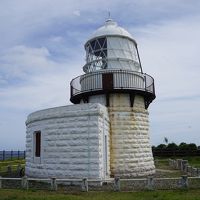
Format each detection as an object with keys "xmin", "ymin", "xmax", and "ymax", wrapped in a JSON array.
[{"xmin": 0, "ymin": 0, "xmax": 200, "ymax": 150}]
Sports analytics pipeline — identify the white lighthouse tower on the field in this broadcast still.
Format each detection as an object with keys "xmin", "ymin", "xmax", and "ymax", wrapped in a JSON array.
[
  {"xmin": 70, "ymin": 19, "xmax": 156, "ymax": 177},
  {"xmin": 25, "ymin": 19, "xmax": 155, "ymax": 180}
]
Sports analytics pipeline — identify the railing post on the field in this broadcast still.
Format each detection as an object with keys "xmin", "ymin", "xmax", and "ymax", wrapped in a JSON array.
[
  {"xmin": 51, "ymin": 177, "xmax": 57, "ymax": 191},
  {"xmin": 81, "ymin": 178, "xmax": 88, "ymax": 192},
  {"xmin": 21, "ymin": 176, "xmax": 29, "ymax": 190},
  {"xmin": 147, "ymin": 176, "xmax": 154, "ymax": 190},
  {"xmin": 144, "ymin": 75, "xmax": 147, "ymax": 91},
  {"xmin": 3, "ymin": 150, "xmax": 5, "ymax": 161},
  {"xmin": 11, "ymin": 150, "xmax": 13, "ymax": 160},
  {"xmin": 181, "ymin": 175, "xmax": 188, "ymax": 189},
  {"xmin": 0, "ymin": 176, "xmax": 2, "ymax": 189},
  {"xmin": 114, "ymin": 176, "xmax": 120, "ymax": 191}
]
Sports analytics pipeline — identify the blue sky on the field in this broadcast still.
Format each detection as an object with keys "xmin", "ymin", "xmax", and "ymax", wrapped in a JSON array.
[{"xmin": 0, "ymin": 0, "xmax": 200, "ymax": 149}]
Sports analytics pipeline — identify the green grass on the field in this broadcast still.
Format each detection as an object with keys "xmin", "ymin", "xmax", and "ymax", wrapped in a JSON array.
[
  {"xmin": 181, "ymin": 157, "xmax": 200, "ymax": 168},
  {"xmin": 0, "ymin": 159, "xmax": 25, "ymax": 167},
  {"xmin": 1, "ymin": 189, "xmax": 200, "ymax": 200},
  {"xmin": 155, "ymin": 159, "xmax": 169, "ymax": 169},
  {"xmin": 0, "ymin": 157, "xmax": 200, "ymax": 199}
]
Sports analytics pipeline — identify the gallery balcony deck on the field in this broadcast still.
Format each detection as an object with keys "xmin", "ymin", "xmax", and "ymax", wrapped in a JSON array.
[{"xmin": 70, "ymin": 69, "xmax": 155, "ymax": 107}]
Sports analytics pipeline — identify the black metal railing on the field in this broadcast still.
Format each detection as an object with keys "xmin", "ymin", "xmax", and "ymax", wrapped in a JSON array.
[
  {"xmin": 0, "ymin": 150, "xmax": 25, "ymax": 161},
  {"xmin": 70, "ymin": 69, "xmax": 155, "ymax": 102}
]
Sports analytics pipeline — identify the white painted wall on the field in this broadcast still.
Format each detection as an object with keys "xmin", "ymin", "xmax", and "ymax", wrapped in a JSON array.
[
  {"xmin": 25, "ymin": 103, "xmax": 110, "ymax": 179},
  {"xmin": 89, "ymin": 95, "xmax": 106, "ymax": 105}
]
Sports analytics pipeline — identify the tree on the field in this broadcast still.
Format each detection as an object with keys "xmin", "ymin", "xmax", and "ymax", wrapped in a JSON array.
[
  {"xmin": 152, "ymin": 145, "xmax": 156, "ymax": 151},
  {"xmin": 156, "ymin": 144, "xmax": 167, "ymax": 151},
  {"xmin": 179, "ymin": 142, "xmax": 188, "ymax": 151},
  {"xmin": 188, "ymin": 143, "xmax": 197, "ymax": 151},
  {"xmin": 166, "ymin": 143, "xmax": 178, "ymax": 151}
]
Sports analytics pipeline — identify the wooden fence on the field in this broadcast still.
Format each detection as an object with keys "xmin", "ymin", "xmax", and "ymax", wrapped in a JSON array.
[
  {"xmin": 1, "ymin": 158, "xmax": 200, "ymax": 191},
  {"xmin": 0, "ymin": 176, "xmax": 200, "ymax": 191}
]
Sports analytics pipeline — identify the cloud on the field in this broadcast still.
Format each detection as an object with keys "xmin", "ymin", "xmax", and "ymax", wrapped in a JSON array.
[
  {"xmin": 0, "ymin": 45, "xmax": 82, "ymax": 110},
  {"xmin": 0, "ymin": 44, "xmax": 81, "ymax": 149},
  {"xmin": 0, "ymin": 46, "xmax": 51, "ymax": 80},
  {"xmin": 131, "ymin": 15, "xmax": 200, "ymax": 145},
  {"xmin": 73, "ymin": 10, "xmax": 81, "ymax": 17}
]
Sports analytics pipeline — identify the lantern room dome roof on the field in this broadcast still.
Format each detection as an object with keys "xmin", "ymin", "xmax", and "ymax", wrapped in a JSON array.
[{"xmin": 88, "ymin": 19, "xmax": 134, "ymax": 41}]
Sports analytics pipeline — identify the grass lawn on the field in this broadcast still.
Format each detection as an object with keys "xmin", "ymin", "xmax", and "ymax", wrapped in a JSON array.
[
  {"xmin": 0, "ymin": 159, "xmax": 25, "ymax": 166},
  {"xmin": 1, "ymin": 189, "xmax": 200, "ymax": 200},
  {"xmin": 182, "ymin": 156, "xmax": 200, "ymax": 168}
]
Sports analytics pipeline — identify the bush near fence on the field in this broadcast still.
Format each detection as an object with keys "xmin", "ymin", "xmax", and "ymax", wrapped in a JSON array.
[{"xmin": 0, "ymin": 151, "xmax": 25, "ymax": 161}]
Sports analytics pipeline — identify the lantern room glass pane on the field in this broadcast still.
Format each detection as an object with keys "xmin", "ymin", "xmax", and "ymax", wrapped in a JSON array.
[
  {"xmin": 85, "ymin": 37, "xmax": 107, "ymax": 72},
  {"xmin": 107, "ymin": 36, "xmax": 140, "ymax": 71}
]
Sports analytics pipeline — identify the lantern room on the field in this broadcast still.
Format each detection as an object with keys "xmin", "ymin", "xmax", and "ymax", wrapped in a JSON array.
[{"xmin": 83, "ymin": 19, "xmax": 141, "ymax": 73}]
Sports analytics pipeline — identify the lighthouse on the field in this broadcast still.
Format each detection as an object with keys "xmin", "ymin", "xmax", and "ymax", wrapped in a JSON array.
[
  {"xmin": 25, "ymin": 19, "xmax": 156, "ymax": 179},
  {"xmin": 70, "ymin": 19, "xmax": 156, "ymax": 177}
]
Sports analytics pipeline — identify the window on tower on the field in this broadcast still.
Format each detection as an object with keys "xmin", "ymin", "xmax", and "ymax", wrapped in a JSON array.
[{"xmin": 34, "ymin": 131, "xmax": 41, "ymax": 157}]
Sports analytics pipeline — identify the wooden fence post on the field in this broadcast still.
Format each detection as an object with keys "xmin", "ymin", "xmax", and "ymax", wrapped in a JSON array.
[
  {"xmin": 147, "ymin": 176, "xmax": 154, "ymax": 190},
  {"xmin": 21, "ymin": 176, "xmax": 29, "ymax": 190},
  {"xmin": 114, "ymin": 177, "xmax": 120, "ymax": 191},
  {"xmin": 81, "ymin": 178, "xmax": 88, "ymax": 192},
  {"xmin": 51, "ymin": 177, "xmax": 57, "ymax": 191},
  {"xmin": 181, "ymin": 175, "xmax": 188, "ymax": 189}
]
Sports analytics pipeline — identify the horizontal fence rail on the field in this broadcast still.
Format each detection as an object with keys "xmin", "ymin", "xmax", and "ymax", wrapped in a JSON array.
[{"xmin": 0, "ymin": 151, "xmax": 25, "ymax": 161}]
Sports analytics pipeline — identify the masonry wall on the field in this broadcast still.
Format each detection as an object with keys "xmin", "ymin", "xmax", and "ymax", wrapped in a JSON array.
[
  {"xmin": 109, "ymin": 94, "xmax": 155, "ymax": 177},
  {"xmin": 25, "ymin": 103, "xmax": 110, "ymax": 179}
]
